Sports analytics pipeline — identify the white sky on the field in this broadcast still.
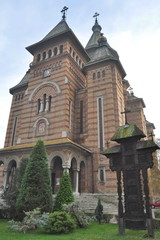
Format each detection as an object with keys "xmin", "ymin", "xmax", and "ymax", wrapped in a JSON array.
[{"xmin": 0, "ymin": 0, "xmax": 160, "ymax": 148}]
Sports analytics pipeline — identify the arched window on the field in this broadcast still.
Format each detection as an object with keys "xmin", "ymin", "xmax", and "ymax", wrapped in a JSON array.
[
  {"xmin": 76, "ymin": 55, "xmax": 78, "ymax": 62},
  {"xmin": 79, "ymin": 59, "xmax": 81, "ymax": 66},
  {"xmin": 73, "ymin": 51, "xmax": 75, "ymax": 58},
  {"xmin": 70, "ymin": 47, "xmax": 72, "ymax": 55},
  {"xmin": 54, "ymin": 47, "xmax": 57, "ymax": 56},
  {"xmin": 97, "ymin": 72, "xmax": 101, "ymax": 78},
  {"xmin": 100, "ymin": 169, "xmax": 104, "ymax": 182},
  {"xmin": 93, "ymin": 73, "xmax": 96, "ymax": 80},
  {"xmin": 42, "ymin": 52, "xmax": 46, "ymax": 60},
  {"xmin": 37, "ymin": 53, "xmax": 41, "ymax": 62},
  {"xmin": 60, "ymin": 45, "xmax": 63, "ymax": 54},
  {"xmin": 43, "ymin": 94, "xmax": 46, "ymax": 111},
  {"xmin": 37, "ymin": 99, "xmax": 41, "ymax": 113},
  {"xmin": 48, "ymin": 96, "xmax": 52, "ymax": 112},
  {"xmin": 102, "ymin": 70, "xmax": 105, "ymax": 78},
  {"xmin": 48, "ymin": 49, "xmax": 52, "ymax": 58}
]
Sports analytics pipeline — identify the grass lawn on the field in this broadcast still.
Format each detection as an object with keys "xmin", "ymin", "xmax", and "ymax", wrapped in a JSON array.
[{"xmin": 0, "ymin": 220, "xmax": 160, "ymax": 240}]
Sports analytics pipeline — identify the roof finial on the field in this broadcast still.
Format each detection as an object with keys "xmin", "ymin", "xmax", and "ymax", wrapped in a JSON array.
[
  {"xmin": 93, "ymin": 12, "xmax": 100, "ymax": 23},
  {"xmin": 128, "ymin": 86, "xmax": 134, "ymax": 96},
  {"xmin": 61, "ymin": 6, "xmax": 68, "ymax": 20}
]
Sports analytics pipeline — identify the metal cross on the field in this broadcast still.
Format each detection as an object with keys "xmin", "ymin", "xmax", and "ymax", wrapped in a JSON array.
[
  {"xmin": 61, "ymin": 6, "xmax": 68, "ymax": 20},
  {"xmin": 93, "ymin": 12, "xmax": 99, "ymax": 22},
  {"xmin": 121, "ymin": 108, "xmax": 131, "ymax": 125}
]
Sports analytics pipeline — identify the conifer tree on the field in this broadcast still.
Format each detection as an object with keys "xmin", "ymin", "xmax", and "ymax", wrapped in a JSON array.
[
  {"xmin": 16, "ymin": 140, "xmax": 52, "ymax": 216},
  {"xmin": 53, "ymin": 171, "xmax": 74, "ymax": 211},
  {"xmin": 95, "ymin": 199, "xmax": 103, "ymax": 224}
]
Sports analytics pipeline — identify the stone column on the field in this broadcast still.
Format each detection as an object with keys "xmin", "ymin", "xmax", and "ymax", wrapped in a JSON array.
[
  {"xmin": 39, "ymin": 100, "xmax": 44, "ymax": 112},
  {"xmin": 45, "ymin": 98, "xmax": 49, "ymax": 112},
  {"xmin": 3, "ymin": 168, "xmax": 9, "ymax": 189},
  {"xmin": 74, "ymin": 169, "xmax": 79, "ymax": 194}
]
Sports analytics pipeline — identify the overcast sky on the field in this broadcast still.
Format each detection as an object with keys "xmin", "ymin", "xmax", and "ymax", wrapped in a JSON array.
[{"xmin": 0, "ymin": 0, "xmax": 160, "ymax": 148}]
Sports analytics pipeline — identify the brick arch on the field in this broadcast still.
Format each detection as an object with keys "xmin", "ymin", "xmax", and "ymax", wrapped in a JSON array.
[{"xmin": 29, "ymin": 81, "xmax": 61, "ymax": 103}]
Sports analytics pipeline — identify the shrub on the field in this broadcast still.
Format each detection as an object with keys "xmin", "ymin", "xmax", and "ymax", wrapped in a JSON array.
[
  {"xmin": 8, "ymin": 208, "xmax": 49, "ymax": 233},
  {"xmin": 44, "ymin": 211, "xmax": 76, "ymax": 234},
  {"xmin": 53, "ymin": 171, "xmax": 74, "ymax": 211},
  {"xmin": 155, "ymin": 209, "xmax": 160, "ymax": 219},
  {"xmin": 153, "ymin": 218, "xmax": 160, "ymax": 229},
  {"xmin": 95, "ymin": 199, "xmax": 103, "ymax": 224},
  {"xmin": 16, "ymin": 140, "xmax": 53, "ymax": 218},
  {"xmin": 64, "ymin": 202, "xmax": 90, "ymax": 228}
]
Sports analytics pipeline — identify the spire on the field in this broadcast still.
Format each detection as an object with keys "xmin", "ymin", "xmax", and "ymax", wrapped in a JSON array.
[
  {"xmin": 61, "ymin": 6, "xmax": 68, "ymax": 20},
  {"xmin": 92, "ymin": 12, "xmax": 102, "ymax": 32},
  {"xmin": 85, "ymin": 12, "xmax": 102, "ymax": 51}
]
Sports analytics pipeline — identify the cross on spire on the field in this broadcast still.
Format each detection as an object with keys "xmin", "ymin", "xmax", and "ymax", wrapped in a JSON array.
[
  {"xmin": 93, "ymin": 12, "xmax": 100, "ymax": 23},
  {"xmin": 121, "ymin": 108, "xmax": 131, "ymax": 125},
  {"xmin": 61, "ymin": 6, "xmax": 68, "ymax": 20}
]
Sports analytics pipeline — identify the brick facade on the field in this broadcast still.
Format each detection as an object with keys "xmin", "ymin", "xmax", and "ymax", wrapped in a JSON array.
[{"xmin": 0, "ymin": 16, "xmax": 157, "ymax": 197}]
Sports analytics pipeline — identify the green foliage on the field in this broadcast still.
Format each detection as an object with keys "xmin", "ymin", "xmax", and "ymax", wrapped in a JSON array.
[
  {"xmin": 153, "ymin": 218, "xmax": 160, "ymax": 229},
  {"xmin": 53, "ymin": 171, "xmax": 74, "ymax": 211},
  {"xmin": 64, "ymin": 202, "xmax": 90, "ymax": 228},
  {"xmin": 8, "ymin": 208, "xmax": 49, "ymax": 233},
  {"xmin": 95, "ymin": 199, "xmax": 103, "ymax": 224},
  {"xmin": 1, "ymin": 220, "xmax": 160, "ymax": 239},
  {"xmin": 155, "ymin": 209, "xmax": 160, "ymax": 219},
  {"xmin": 2, "ymin": 158, "xmax": 28, "ymax": 219},
  {"xmin": 44, "ymin": 211, "xmax": 76, "ymax": 234},
  {"xmin": 16, "ymin": 140, "xmax": 53, "ymax": 217}
]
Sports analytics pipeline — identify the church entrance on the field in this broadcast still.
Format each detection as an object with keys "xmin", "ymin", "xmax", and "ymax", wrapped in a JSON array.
[
  {"xmin": 6, "ymin": 160, "xmax": 17, "ymax": 189},
  {"xmin": 51, "ymin": 156, "xmax": 63, "ymax": 194},
  {"xmin": 0, "ymin": 161, "xmax": 4, "ymax": 190}
]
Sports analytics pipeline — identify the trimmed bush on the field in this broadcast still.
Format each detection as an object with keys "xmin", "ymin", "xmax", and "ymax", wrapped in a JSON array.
[
  {"xmin": 8, "ymin": 208, "xmax": 49, "ymax": 233},
  {"xmin": 153, "ymin": 218, "xmax": 160, "ymax": 229},
  {"xmin": 53, "ymin": 171, "xmax": 74, "ymax": 211},
  {"xmin": 95, "ymin": 199, "xmax": 103, "ymax": 224},
  {"xmin": 64, "ymin": 202, "xmax": 90, "ymax": 228},
  {"xmin": 44, "ymin": 211, "xmax": 76, "ymax": 234},
  {"xmin": 16, "ymin": 140, "xmax": 53, "ymax": 218}
]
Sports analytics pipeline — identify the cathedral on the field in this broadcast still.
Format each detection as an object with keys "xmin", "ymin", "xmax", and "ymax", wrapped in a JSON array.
[{"xmin": 0, "ymin": 8, "xmax": 157, "ymax": 200}]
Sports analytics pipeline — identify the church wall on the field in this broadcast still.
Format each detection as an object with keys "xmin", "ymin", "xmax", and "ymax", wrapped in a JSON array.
[{"xmin": 83, "ymin": 62, "xmax": 125, "ymax": 193}]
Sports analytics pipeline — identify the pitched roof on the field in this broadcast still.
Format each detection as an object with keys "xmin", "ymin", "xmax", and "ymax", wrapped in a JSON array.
[
  {"xmin": 85, "ymin": 20, "xmax": 102, "ymax": 50},
  {"xmin": 111, "ymin": 123, "xmax": 146, "ymax": 142},
  {"xmin": 26, "ymin": 19, "xmax": 90, "ymax": 61},
  {"xmin": 10, "ymin": 70, "xmax": 30, "ymax": 94},
  {"xmin": 42, "ymin": 19, "xmax": 70, "ymax": 41}
]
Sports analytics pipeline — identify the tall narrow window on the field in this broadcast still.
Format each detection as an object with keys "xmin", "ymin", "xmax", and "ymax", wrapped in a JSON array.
[
  {"xmin": 80, "ymin": 100, "xmax": 83, "ymax": 134},
  {"xmin": 60, "ymin": 45, "xmax": 63, "ymax": 54},
  {"xmin": 69, "ymin": 100, "xmax": 72, "ymax": 130},
  {"xmin": 11, "ymin": 116, "xmax": 18, "ymax": 146},
  {"xmin": 54, "ymin": 47, "xmax": 57, "ymax": 56},
  {"xmin": 43, "ymin": 94, "xmax": 46, "ymax": 111},
  {"xmin": 37, "ymin": 99, "xmax": 41, "ymax": 113},
  {"xmin": 48, "ymin": 96, "xmax": 52, "ymax": 112},
  {"xmin": 97, "ymin": 97, "xmax": 104, "ymax": 151}
]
